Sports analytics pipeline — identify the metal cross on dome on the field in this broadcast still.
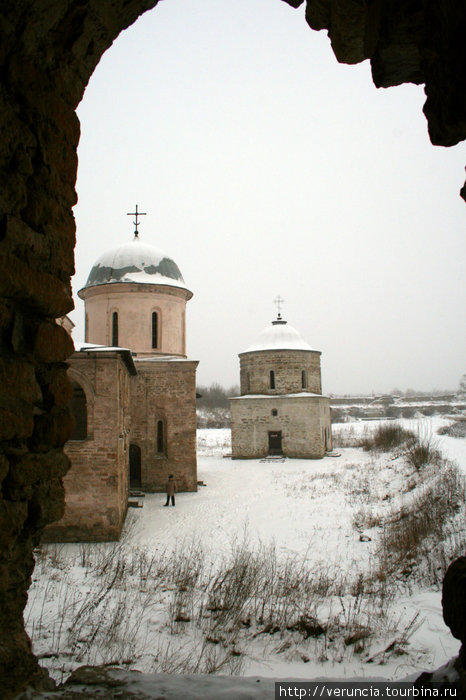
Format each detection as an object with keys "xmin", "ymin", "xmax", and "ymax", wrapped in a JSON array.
[
  {"xmin": 127, "ymin": 204, "xmax": 147, "ymax": 237},
  {"xmin": 274, "ymin": 295, "xmax": 284, "ymax": 320}
]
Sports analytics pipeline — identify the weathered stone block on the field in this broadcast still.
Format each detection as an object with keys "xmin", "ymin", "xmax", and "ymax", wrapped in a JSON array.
[
  {"xmin": 28, "ymin": 478, "xmax": 66, "ymax": 529},
  {"xmin": 30, "ymin": 407, "xmax": 74, "ymax": 451},
  {"xmin": 0, "ymin": 254, "xmax": 73, "ymax": 317},
  {"xmin": 0, "ymin": 400, "xmax": 35, "ymax": 441},
  {"xmin": 0, "ymin": 500, "xmax": 29, "ymax": 553},
  {"xmin": 46, "ymin": 367, "xmax": 74, "ymax": 407},
  {"xmin": 0, "ymin": 357, "xmax": 42, "ymax": 403},
  {"xmin": 3, "ymin": 451, "xmax": 70, "ymax": 502},
  {"xmin": 33, "ymin": 320, "xmax": 74, "ymax": 363}
]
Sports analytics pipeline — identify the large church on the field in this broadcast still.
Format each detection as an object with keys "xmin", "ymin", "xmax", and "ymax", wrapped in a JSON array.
[{"xmin": 44, "ymin": 213, "xmax": 198, "ymax": 542}]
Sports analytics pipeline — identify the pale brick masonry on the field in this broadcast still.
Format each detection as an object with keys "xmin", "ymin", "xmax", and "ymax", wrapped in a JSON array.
[{"xmin": 230, "ymin": 318, "xmax": 332, "ymax": 459}]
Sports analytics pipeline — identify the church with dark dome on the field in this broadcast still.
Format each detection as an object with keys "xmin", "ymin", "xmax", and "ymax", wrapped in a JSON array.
[
  {"xmin": 44, "ymin": 215, "xmax": 198, "ymax": 542},
  {"xmin": 79, "ymin": 234, "xmax": 192, "ymax": 357}
]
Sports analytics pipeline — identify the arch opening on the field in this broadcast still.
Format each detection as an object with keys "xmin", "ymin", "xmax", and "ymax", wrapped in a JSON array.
[
  {"xmin": 156, "ymin": 419, "xmax": 165, "ymax": 455},
  {"xmin": 112, "ymin": 311, "xmax": 119, "ymax": 346},
  {"xmin": 70, "ymin": 381, "xmax": 88, "ymax": 440},
  {"xmin": 2, "ymin": 0, "xmax": 466, "ymax": 693},
  {"xmin": 152, "ymin": 311, "xmax": 159, "ymax": 349},
  {"xmin": 129, "ymin": 443, "xmax": 142, "ymax": 489}
]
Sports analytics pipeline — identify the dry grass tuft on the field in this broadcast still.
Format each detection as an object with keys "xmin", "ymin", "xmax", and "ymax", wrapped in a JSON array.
[
  {"xmin": 437, "ymin": 418, "xmax": 466, "ymax": 439},
  {"xmin": 403, "ymin": 429, "xmax": 441, "ymax": 470},
  {"xmin": 360, "ymin": 423, "xmax": 415, "ymax": 453},
  {"xmin": 374, "ymin": 462, "xmax": 466, "ymax": 582}
]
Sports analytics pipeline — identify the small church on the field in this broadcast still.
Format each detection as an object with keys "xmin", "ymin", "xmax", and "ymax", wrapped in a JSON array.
[
  {"xmin": 230, "ymin": 300, "xmax": 332, "ymax": 459},
  {"xmin": 44, "ymin": 208, "xmax": 198, "ymax": 542}
]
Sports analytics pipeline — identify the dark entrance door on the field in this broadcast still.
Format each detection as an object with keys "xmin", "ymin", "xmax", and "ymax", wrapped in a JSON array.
[
  {"xmin": 129, "ymin": 444, "xmax": 141, "ymax": 489},
  {"xmin": 268, "ymin": 431, "xmax": 282, "ymax": 455}
]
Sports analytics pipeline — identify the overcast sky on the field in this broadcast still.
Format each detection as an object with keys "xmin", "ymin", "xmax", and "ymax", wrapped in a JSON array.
[{"xmin": 72, "ymin": 0, "xmax": 466, "ymax": 395}]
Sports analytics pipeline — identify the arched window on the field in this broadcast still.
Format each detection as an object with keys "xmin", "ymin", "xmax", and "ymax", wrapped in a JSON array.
[
  {"xmin": 156, "ymin": 420, "xmax": 165, "ymax": 454},
  {"xmin": 302, "ymin": 370, "xmax": 307, "ymax": 389},
  {"xmin": 70, "ymin": 381, "xmax": 87, "ymax": 440},
  {"xmin": 129, "ymin": 444, "xmax": 142, "ymax": 489},
  {"xmin": 182, "ymin": 309, "xmax": 186, "ymax": 353},
  {"xmin": 247, "ymin": 372, "xmax": 251, "ymax": 392},
  {"xmin": 270, "ymin": 370, "xmax": 275, "ymax": 390},
  {"xmin": 85, "ymin": 313, "xmax": 89, "ymax": 342},
  {"xmin": 112, "ymin": 311, "xmax": 118, "ymax": 346},
  {"xmin": 152, "ymin": 312, "xmax": 158, "ymax": 349}
]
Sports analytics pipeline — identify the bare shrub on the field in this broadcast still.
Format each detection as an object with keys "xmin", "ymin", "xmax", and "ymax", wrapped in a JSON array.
[
  {"xmin": 375, "ymin": 462, "xmax": 466, "ymax": 581},
  {"xmin": 404, "ymin": 427, "xmax": 441, "ymax": 470},
  {"xmin": 361, "ymin": 423, "xmax": 415, "ymax": 453},
  {"xmin": 353, "ymin": 507, "xmax": 384, "ymax": 531},
  {"xmin": 419, "ymin": 524, "xmax": 466, "ymax": 587},
  {"xmin": 152, "ymin": 637, "xmax": 245, "ymax": 675},
  {"xmin": 204, "ymin": 548, "xmax": 259, "ymax": 627},
  {"xmin": 437, "ymin": 418, "xmax": 466, "ymax": 439},
  {"xmin": 169, "ymin": 537, "xmax": 204, "ymax": 591}
]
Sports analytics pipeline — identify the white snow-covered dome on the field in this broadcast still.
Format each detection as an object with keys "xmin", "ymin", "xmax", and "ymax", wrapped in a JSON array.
[
  {"xmin": 241, "ymin": 319, "xmax": 317, "ymax": 354},
  {"xmin": 79, "ymin": 235, "xmax": 190, "ymax": 295}
]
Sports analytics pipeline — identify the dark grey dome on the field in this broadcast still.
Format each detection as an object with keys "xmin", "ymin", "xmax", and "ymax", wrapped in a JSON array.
[{"xmin": 80, "ymin": 236, "xmax": 189, "ymax": 294}]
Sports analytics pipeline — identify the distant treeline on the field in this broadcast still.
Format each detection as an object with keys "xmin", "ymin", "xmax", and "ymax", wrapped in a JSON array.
[{"xmin": 196, "ymin": 383, "xmax": 239, "ymax": 409}]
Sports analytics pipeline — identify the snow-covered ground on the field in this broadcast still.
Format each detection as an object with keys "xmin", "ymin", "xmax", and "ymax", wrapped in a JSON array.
[{"xmin": 25, "ymin": 417, "xmax": 466, "ymax": 688}]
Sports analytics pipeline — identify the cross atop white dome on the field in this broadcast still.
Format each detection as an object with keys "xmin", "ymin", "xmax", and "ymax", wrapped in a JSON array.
[{"xmin": 79, "ymin": 235, "xmax": 190, "ymax": 296}]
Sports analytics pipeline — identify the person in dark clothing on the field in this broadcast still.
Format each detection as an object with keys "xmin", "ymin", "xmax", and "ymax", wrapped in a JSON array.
[{"xmin": 164, "ymin": 474, "xmax": 176, "ymax": 506}]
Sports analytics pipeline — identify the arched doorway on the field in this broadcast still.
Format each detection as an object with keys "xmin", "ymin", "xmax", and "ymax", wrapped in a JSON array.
[
  {"xmin": 70, "ymin": 381, "xmax": 87, "ymax": 440},
  {"xmin": 1, "ymin": 1, "xmax": 466, "ymax": 694},
  {"xmin": 129, "ymin": 444, "xmax": 142, "ymax": 489}
]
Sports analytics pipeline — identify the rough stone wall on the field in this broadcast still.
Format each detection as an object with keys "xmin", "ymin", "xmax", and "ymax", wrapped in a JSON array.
[
  {"xmin": 130, "ymin": 359, "xmax": 198, "ymax": 492},
  {"xmin": 81, "ymin": 283, "xmax": 190, "ymax": 356},
  {"xmin": 240, "ymin": 349, "xmax": 322, "ymax": 395},
  {"xmin": 296, "ymin": 0, "xmax": 466, "ymax": 157},
  {"xmin": 0, "ymin": 2, "xmax": 161, "ymax": 693},
  {"xmin": 43, "ymin": 352, "xmax": 131, "ymax": 542},
  {"xmin": 230, "ymin": 395, "xmax": 331, "ymax": 459},
  {"xmin": 0, "ymin": 0, "xmax": 465, "ymax": 694}
]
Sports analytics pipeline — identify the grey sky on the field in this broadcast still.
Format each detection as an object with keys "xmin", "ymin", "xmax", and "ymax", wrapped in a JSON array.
[{"xmin": 72, "ymin": 0, "xmax": 466, "ymax": 395}]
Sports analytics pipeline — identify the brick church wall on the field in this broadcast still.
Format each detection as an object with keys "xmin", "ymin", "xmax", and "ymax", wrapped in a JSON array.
[
  {"xmin": 43, "ymin": 351, "xmax": 131, "ymax": 542},
  {"xmin": 230, "ymin": 395, "xmax": 331, "ymax": 459},
  {"xmin": 240, "ymin": 349, "xmax": 322, "ymax": 395},
  {"xmin": 81, "ymin": 283, "xmax": 190, "ymax": 356},
  {"xmin": 131, "ymin": 359, "xmax": 198, "ymax": 492}
]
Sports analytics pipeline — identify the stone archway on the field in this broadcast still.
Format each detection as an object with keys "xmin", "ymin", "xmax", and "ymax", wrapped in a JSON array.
[
  {"xmin": 129, "ymin": 443, "xmax": 142, "ymax": 489},
  {"xmin": 0, "ymin": 1, "xmax": 465, "ymax": 695}
]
